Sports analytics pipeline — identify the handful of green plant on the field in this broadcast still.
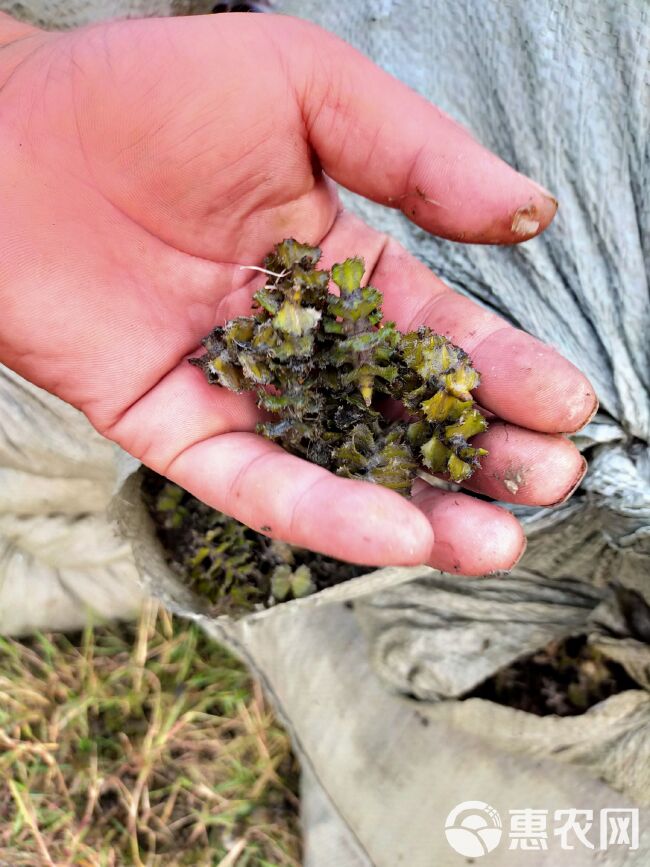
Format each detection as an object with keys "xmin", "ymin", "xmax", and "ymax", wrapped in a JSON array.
[{"xmin": 191, "ymin": 239, "xmax": 487, "ymax": 496}]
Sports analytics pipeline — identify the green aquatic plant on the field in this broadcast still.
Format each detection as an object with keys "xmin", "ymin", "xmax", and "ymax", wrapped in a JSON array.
[
  {"xmin": 191, "ymin": 239, "xmax": 487, "ymax": 495},
  {"xmin": 144, "ymin": 473, "xmax": 371, "ymax": 611}
]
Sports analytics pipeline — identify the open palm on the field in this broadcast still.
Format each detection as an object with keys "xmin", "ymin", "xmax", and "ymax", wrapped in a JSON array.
[{"xmin": 0, "ymin": 12, "xmax": 596, "ymax": 574}]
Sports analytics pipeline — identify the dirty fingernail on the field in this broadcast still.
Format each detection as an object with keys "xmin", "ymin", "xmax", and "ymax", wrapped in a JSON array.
[
  {"xmin": 552, "ymin": 456, "xmax": 588, "ymax": 506},
  {"xmin": 562, "ymin": 392, "xmax": 600, "ymax": 434},
  {"xmin": 511, "ymin": 192, "xmax": 558, "ymax": 238},
  {"xmin": 584, "ymin": 394, "xmax": 600, "ymax": 426},
  {"xmin": 511, "ymin": 205, "xmax": 541, "ymax": 237},
  {"xmin": 510, "ymin": 180, "xmax": 559, "ymax": 238},
  {"xmin": 513, "ymin": 534, "xmax": 528, "ymax": 567}
]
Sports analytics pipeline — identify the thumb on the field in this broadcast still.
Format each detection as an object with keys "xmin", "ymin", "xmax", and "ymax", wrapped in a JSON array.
[{"xmin": 290, "ymin": 19, "xmax": 557, "ymax": 244}]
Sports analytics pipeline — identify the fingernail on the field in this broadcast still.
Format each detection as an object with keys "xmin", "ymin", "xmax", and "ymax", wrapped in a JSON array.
[
  {"xmin": 511, "ymin": 192, "xmax": 559, "ymax": 237},
  {"xmin": 562, "ymin": 392, "xmax": 600, "ymax": 434},
  {"xmin": 511, "ymin": 205, "xmax": 540, "ymax": 237},
  {"xmin": 581, "ymin": 393, "xmax": 600, "ymax": 429},
  {"xmin": 510, "ymin": 180, "xmax": 559, "ymax": 238},
  {"xmin": 513, "ymin": 534, "xmax": 527, "ymax": 567},
  {"xmin": 551, "ymin": 457, "xmax": 588, "ymax": 506}
]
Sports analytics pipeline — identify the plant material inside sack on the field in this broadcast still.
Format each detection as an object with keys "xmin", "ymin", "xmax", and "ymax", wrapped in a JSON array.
[
  {"xmin": 464, "ymin": 635, "xmax": 639, "ymax": 716},
  {"xmin": 143, "ymin": 471, "xmax": 372, "ymax": 615}
]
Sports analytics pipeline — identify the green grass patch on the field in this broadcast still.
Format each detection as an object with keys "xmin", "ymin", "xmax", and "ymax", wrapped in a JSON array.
[{"xmin": 0, "ymin": 603, "xmax": 301, "ymax": 866}]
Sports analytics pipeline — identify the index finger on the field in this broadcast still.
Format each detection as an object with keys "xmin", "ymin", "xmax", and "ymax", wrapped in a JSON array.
[{"xmin": 291, "ymin": 17, "xmax": 558, "ymax": 244}]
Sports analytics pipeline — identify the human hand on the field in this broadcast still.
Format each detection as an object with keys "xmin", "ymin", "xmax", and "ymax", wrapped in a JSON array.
[{"xmin": 0, "ymin": 12, "xmax": 596, "ymax": 574}]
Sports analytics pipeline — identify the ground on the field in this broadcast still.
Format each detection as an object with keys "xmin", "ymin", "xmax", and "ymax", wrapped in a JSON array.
[{"xmin": 0, "ymin": 602, "xmax": 301, "ymax": 866}]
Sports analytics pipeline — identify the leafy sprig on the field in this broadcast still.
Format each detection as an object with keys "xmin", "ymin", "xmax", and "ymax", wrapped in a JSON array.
[{"xmin": 191, "ymin": 239, "xmax": 487, "ymax": 495}]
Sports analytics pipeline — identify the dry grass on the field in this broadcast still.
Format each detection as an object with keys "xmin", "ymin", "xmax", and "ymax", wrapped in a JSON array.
[{"xmin": 0, "ymin": 601, "xmax": 301, "ymax": 866}]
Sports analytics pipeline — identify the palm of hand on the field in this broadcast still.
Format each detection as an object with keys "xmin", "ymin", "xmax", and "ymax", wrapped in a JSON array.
[{"xmin": 0, "ymin": 14, "xmax": 596, "ymax": 573}]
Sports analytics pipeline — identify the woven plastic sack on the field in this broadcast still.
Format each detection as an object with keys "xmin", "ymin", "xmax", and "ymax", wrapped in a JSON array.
[{"xmin": 0, "ymin": 367, "xmax": 144, "ymax": 635}]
